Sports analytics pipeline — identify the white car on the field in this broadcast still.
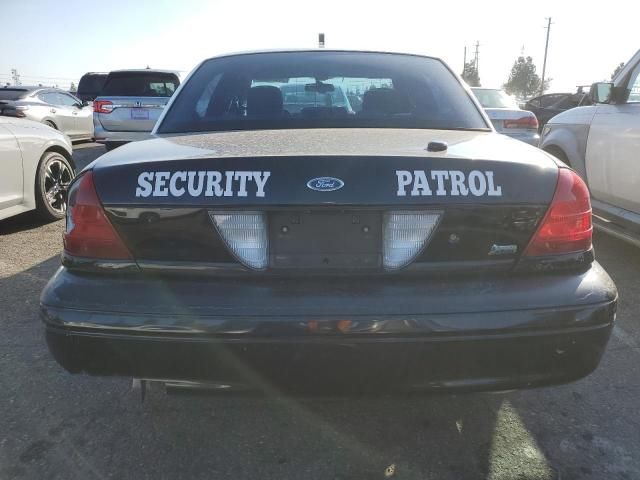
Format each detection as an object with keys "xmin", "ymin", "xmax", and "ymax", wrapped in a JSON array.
[
  {"xmin": 540, "ymin": 49, "xmax": 640, "ymax": 246},
  {"xmin": 471, "ymin": 87, "xmax": 540, "ymax": 146},
  {"xmin": 0, "ymin": 116, "xmax": 75, "ymax": 221}
]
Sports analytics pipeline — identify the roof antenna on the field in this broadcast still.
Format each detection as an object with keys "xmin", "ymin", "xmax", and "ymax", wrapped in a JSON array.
[{"xmin": 318, "ymin": 33, "xmax": 325, "ymax": 48}]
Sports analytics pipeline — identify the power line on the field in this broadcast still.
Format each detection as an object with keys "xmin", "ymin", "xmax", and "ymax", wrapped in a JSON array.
[
  {"xmin": 18, "ymin": 73, "xmax": 77, "ymax": 80},
  {"xmin": 2, "ymin": 72, "xmax": 77, "ymax": 81}
]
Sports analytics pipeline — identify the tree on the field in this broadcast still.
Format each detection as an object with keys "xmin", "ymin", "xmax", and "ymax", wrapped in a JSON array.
[
  {"xmin": 503, "ymin": 56, "xmax": 548, "ymax": 98},
  {"xmin": 611, "ymin": 62, "xmax": 625, "ymax": 80},
  {"xmin": 69, "ymin": 82, "xmax": 77, "ymax": 93},
  {"xmin": 461, "ymin": 61, "xmax": 481, "ymax": 87}
]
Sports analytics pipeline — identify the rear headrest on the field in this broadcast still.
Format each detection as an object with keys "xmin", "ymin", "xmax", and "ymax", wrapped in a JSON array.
[
  {"xmin": 361, "ymin": 88, "xmax": 411, "ymax": 115},
  {"xmin": 247, "ymin": 86, "xmax": 283, "ymax": 116}
]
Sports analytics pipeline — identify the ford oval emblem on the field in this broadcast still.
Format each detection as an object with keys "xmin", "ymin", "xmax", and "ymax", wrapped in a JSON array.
[{"xmin": 306, "ymin": 177, "xmax": 345, "ymax": 192}]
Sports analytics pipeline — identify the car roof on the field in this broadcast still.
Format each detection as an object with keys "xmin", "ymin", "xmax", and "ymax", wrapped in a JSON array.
[
  {"xmin": 0, "ymin": 86, "xmax": 68, "ymax": 93},
  {"xmin": 199, "ymin": 49, "xmax": 441, "ymax": 64},
  {"xmin": 1, "ymin": 85, "xmax": 39, "ymax": 91},
  {"xmin": 107, "ymin": 69, "xmax": 181, "ymax": 74}
]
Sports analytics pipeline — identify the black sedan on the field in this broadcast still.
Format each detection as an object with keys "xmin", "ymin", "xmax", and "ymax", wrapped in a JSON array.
[
  {"xmin": 41, "ymin": 51, "xmax": 617, "ymax": 395},
  {"xmin": 524, "ymin": 91, "xmax": 592, "ymax": 128}
]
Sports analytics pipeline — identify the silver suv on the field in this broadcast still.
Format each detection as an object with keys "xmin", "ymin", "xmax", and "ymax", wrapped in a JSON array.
[{"xmin": 93, "ymin": 69, "xmax": 180, "ymax": 150}]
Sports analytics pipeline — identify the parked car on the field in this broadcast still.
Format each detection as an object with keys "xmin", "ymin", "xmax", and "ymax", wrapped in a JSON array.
[
  {"xmin": 540, "ymin": 49, "xmax": 640, "ymax": 248},
  {"xmin": 280, "ymin": 83, "xmax": 354, "ymax": 114},
  {"xmin": 41, "ymin": 50, "xmax": 616, "ymax": 396},
  {"xmin": 0, "ymin": 116, "xmax": 74, "ymax": 221},
  {"xmin": 524, "ymin": 91, "xmax": 592, "ymax": 128},
  {"xmin": 93, "ymin": 69, "xmax": 180, "ymax": 150},
  {"xmin": 0, "ymin": 86, "xmax": 93, "ymax": 142},
  {"xmin": 471, "ymin": 87, "xmax": 539, "ymax": 146},
  {"xmin": 76, "ymin": 72, "xmax": 108, "ymax": 102}
]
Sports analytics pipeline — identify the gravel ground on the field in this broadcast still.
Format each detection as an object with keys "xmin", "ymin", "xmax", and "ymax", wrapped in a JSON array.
[{"xmin": 0, "ymin": 143, "xmax": 638, "ymax": 479}]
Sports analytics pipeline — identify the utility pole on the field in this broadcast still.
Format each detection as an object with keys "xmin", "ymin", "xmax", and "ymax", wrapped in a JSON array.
[
  {"xmin": 11, "ymin": 68, "xmax": 21, "ymax": 86},
  {"xmin": 473, "ymin": 41, "xmax": 480, "ymax": 76},
  {"xmin": 463, "ymin": 46, "xmax": 467, "ymax": 71},
  {"xmin": 540, "ymin": 17, "xmax": 552, "ymax": 95}
]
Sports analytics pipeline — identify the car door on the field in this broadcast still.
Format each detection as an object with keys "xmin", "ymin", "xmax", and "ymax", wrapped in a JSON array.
[
  {"xmin": 586, "ymin": 61, "xmax": 640, "ymax": 214},
  {"xmin": 60, "ymin": 92, "xmax": 92, "ymax": 138},
  {"xmin": 536, "ymin": 94, "xmax": 568, "ymax": 125},
  {"xmin": 543, "ymin": 95, "xmax": 581, "ymax": 124},
  {"xmin": 53, "ymin": 92, "xmax": 84, "ymax": 138},
  {"xmin": 0, "ymin": 123, "xmax": 24, "ymax": 211}
]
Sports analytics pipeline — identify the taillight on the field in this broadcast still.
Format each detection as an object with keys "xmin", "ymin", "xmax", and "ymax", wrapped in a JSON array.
[
  {"xmin": 93, "ymin": 100, "xmax": 113, "ymax": 114},
  {"xmin": 64, "ymin": 171, "xmax": 132, "ymax": 259},
  {"xmin": 524, "ymin": 169, "xmax": 592, "ymax": 257},
  {"xmin": 383, "ymin": 211, "xmax": 441, "ymax": 269},
  {"xmin": 2, "ymin": 106, "xmax": 28, "ymax": 118},
  {"xmin": 209, "ymin": 212, "xmax": 268, "ymax": 270},
  {"xmin": 503, "ymin": 115, "xmax": 538, "ymax": 130}
]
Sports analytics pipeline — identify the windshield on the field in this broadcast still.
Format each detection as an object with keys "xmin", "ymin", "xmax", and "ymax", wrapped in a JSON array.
[
  {"xmin": 101, "ymin": 72, "xmax": 179, "ymax": 97},
  {"xmin": 472, "ymin": 88, "xmax": 519, "ymax": 109},
  {"xmin": 77, "ymin": 74, "xmax": 107, "ymax": 94},
  {"xmin": 0, "ymin": 89, "xmax": 29, "ymax": 101},
  {"xmin": 158, "ymin": 52, "xmax": 488, "ymax": 133}
]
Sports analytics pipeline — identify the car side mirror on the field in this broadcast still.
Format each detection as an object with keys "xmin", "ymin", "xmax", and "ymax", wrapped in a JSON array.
[{"xmin": 589, "ymin": 82, "xmax": 613, "ymax": 104}]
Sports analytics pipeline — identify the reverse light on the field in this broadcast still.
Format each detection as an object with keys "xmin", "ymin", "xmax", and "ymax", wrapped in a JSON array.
[
  {"xmin": 210, "ymin": 212, "xmax": 268, "ymax": 270},
  {"xmin": 503, "ymin": 115, "xmax": 539, "ymax": 130},
  {"xmin": 383, "ymin": 211, "xmax": 441, "ymax": 269},
  {"xmin": 524, "ymin": 169, "xmax": 592, "ymax": 256},
  {"xmin": 93, "ymin": 100, "xmax": 113, "ymax": 114},
  {"xmin": 63, "ymin": 172, "xmax": 132, "ymax": 259}
]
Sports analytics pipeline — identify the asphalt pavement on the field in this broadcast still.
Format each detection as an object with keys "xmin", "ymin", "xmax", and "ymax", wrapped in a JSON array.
[{"xmin": 0, "ymin": 143, "xmax": 639, "ymax": 479}]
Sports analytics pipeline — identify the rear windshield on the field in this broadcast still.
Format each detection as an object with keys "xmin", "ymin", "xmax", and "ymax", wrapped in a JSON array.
[
  {"xmin": 471, "ymin": 89, "xmax": 519, "ymax": 109},
  {"xmin": 77, "ymin": 74, "xmax": 107, "ymax": 94},
  {"xmin": 101, "ymin": 72, "xmax": 179, "ymax": 97},
  {"xmin": 0, "ymin": 89, "xmax": 30, "ymax": 101},
  {"xmin": 158, "ymin": 52, "xmax": 488, "ymax": 134}
]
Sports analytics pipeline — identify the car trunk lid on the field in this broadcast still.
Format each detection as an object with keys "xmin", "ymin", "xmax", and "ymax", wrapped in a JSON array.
[
  {"xmin": 484, "ymin": 108, "xmax": 538, "ymax": 134},
  {"xmin": 91, "ymin": 129, "xmax": 558, "ymax": 273}
]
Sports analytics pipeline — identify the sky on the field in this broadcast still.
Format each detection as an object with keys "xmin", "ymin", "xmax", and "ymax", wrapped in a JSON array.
[{"xmin": 1, "ymin": 0, "xmax": 637, "ymax": 93}]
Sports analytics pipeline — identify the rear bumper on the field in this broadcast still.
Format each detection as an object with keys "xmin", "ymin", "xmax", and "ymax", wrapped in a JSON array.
[
  {"xmin": 40, "ymin": 263, "xmax": 617, "ymax": 393},
  {"xmin": 92, "ymin": 123, "xmax": 152, "ymax": 145}
]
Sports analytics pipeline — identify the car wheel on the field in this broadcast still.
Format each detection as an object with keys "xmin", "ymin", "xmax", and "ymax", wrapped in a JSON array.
[
  {"xmin": 44, "ymin": 120, "xmax": 57, "ymax": 130},
  {"xmin": 35, "ymin": 151, "xmax": 75, "ymax": 221}
]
